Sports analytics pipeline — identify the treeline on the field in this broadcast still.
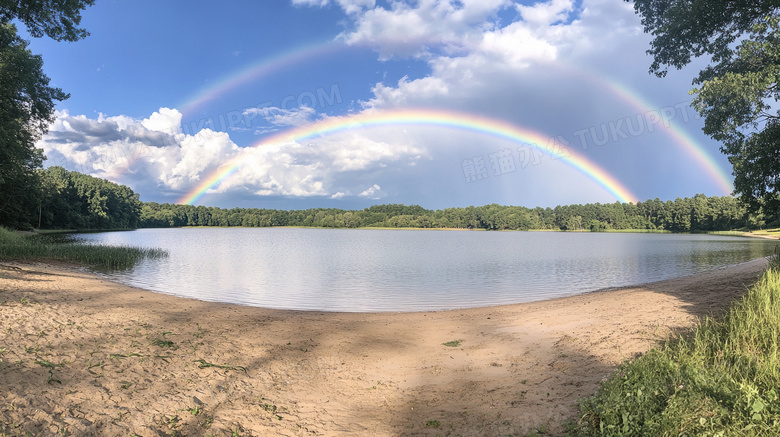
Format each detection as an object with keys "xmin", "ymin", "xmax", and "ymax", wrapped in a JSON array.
[
  {"xmin": 9, "ymin": 168, "xmax": 771, "ymax": 232},
  {"xmin": 37, "ymin": 167, "xmax": 142, "ymax": 229},
  {"xmin": 140, "ymin": 194, "xmax": 768, "ymax": 232}
]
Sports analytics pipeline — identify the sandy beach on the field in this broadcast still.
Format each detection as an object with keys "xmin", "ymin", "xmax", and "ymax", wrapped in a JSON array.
[{"xmin": 0, "ymin": 257, "xmax": 771, "ymax": 436}]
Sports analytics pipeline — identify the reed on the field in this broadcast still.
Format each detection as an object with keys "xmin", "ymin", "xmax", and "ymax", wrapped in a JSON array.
[{"xmin": 0, "ymin": 227, "xmax": 167, "ymax": 269}]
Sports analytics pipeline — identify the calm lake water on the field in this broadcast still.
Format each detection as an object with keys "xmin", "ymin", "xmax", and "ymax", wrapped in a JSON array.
[{"xmin": 74, "ymin": 228, "xmax": 778, "ymax": 312}]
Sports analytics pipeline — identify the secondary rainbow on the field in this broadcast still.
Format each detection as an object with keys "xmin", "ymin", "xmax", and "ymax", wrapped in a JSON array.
[
  {"xmin": 177, "ymin": 53, "xmax": 733, "ymax": 196},
  {"xmin": 545, "ymin": 62, "xmax": 734, "ymax": 194},
  {"xmin": 601, "ymin": 79, "xmax": 733, "ymax": 194},
  {"xmin": 179, "ymin": 109, "xmax": 640, "ymax": 205},
  {"xmin": 179, "ymin": 41, "xmax": 347, "ymax": 117}
]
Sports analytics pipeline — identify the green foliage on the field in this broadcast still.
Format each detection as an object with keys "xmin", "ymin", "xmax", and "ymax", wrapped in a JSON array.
[
  {"xmin": 138, "ymin": 194, "xmax": 764, "ymax": 232},
  {"xmin": 631, "ymin": 0, "xmax": 780, "ymax": 219},
  {"xmin": 630, "ymin": 0, "xmax": 775, "ymax": 78},
  {"xmin": 0, "ymin": 0, "xmax": 94, "ymax": 228},
  {"xmin": 0, "ymin": 226, "xmax": 167, "ymax": 269},
  {"xmin": 575, "ymin": 267, "xmax": 780, "ymax": 436},
  {"xmin": 38, "ymin": 167, "xmax": 143, "ymax": 230},
  {"xmin": 0, "ymin": 0, "xmax": 95, "ymax": 42},
  {"xmin": 0, "ymin": 23, "xmax": 66, "ymax": 228},
  {"xmin": 769, "ymin": 247, "xmax": 780, "ymax": 271},
  {"xmin": 692, "ymin": 16, "xmax": 780, "ymax": 217},
  {"xmin": 424, "ymin": 420, "xmax": 441, "ymax": 428}
]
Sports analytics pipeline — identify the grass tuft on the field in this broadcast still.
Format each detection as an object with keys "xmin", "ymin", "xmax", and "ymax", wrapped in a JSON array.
[
  {"xmin": 0, "ymin": 226, "xmax": 167, "ymax": 269},
  {"xmin": 574, "ymin": 262, "xmax": 780, "ymax": 436},
  {"xmin": 193, "ymin": 359, "xmax": 247, "ymax": 373}
]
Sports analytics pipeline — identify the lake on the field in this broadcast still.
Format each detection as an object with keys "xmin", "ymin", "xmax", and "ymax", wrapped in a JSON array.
[{"xmin": 74, "ymin": 228, "xmax": 778, "ymax": 312}]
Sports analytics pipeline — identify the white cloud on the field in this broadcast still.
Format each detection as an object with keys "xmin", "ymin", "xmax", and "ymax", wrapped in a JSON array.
[
  {"xmin": 41, "ymin": 109, "xmax": 239, "ymax": 191},
  {"xmin": 335, "ymin": 0, "xmax": 511, "ymax": 59},
  {"xmin": 358, "ymin": 0, "xmax": 644, "ymax": 111},
  {"xmin": 359, "ymin": 184, "xmax": 382, "ymax": 198},
  {"xmin": 37, "ymin": 108, "xmax": 428, "ymax": 201},
  {"xmin": 243, "ymin": 105, "xmax": 316, "ymax": 128},
  {"xmin": 365, "ymin": 76, "xmax": 449, "ymax": 108},
  {"xmin": 292, "ymin": 0, "xmax": 375, "ymax": 15},
  {"xmin": 516, "ymin": 0, "xmax": 574, "ymax": 27},
  {"xmin": 142, "ymin": 107, "xmax": 183, "ymax": 134}
]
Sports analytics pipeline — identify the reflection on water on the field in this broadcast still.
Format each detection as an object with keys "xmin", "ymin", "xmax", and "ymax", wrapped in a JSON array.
[{"xmin": 74, "ymin": 229, "xmax": 778, "ymax": 312}]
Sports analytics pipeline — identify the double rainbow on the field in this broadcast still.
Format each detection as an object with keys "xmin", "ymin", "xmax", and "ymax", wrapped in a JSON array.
[
  {"xmin": 178, "ymin": 108, "xmax": 639, "ymax": 205},
  {"xmin": 174, "ymin": 42, "xmax": 733, "ymax": 198}
]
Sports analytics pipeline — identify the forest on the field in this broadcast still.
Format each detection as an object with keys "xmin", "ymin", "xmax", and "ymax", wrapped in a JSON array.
[
  {"xmin": 36, "ymin": 167, "xmax": 143, "ymax": 230},
  {"xmin": 0, "ymin": 167, "xmax": 766, "ymax": 232},
  {"xmin": 138, "ymin": 194, "xmax": 766, "ymax": 232}
]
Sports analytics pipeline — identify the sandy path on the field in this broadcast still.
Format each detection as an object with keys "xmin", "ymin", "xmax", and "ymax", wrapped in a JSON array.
[{"xmin": 0, "ymin": 258, "xmax": 769, "ymax": 436}]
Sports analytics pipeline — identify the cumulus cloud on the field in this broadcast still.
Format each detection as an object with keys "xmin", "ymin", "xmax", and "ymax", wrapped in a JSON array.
[
  {"xmin": 356, "ymin": 0, "xmax": 645, "ymax": 112},
  {"xmin": 320, "ymin": 0, "xmax": 627, "ymax": 62},
  {"xmin": 41, "ymin": 109, "xmax": 239, "ymax": 191},
  {"xmin": 516, "ymin": 0, "xmax": 574, "ymax": 27},
  {"xmin": 359, "ymin": 184, "xmax": 382, "ymax": 198},
  {"xmin": 332, "ymin": 0, "xmax": 511, "ymax": 59},
  {"xmin": 38, "ymin": 108, "xmax": 427, "ymax": 202}
]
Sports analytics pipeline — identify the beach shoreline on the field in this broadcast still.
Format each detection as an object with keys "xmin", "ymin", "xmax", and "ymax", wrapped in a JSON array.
[{"xmin": 0, "ymin": 257, "xmax": 771, "ymax": 436}]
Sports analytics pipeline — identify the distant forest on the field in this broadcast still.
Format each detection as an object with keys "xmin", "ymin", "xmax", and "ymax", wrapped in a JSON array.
[
  {"xmin": 140, "ymin": 195, "xmax": 762, "ymax": 232},
  {"xmin": 28, "ymin": 167, "xmax": 775, "ymax": 233}
]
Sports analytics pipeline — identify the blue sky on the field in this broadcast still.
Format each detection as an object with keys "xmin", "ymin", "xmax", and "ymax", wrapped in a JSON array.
[{"xmin": 28, "ymin": 0, "xmax": 733, "ymax": 210}]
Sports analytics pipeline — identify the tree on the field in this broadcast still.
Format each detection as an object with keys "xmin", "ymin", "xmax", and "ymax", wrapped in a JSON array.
[
  {"xmin": 0, "ymin": 0, "xmax": 93, "ymax": 227},
  {"xmin": 0, "ymin": 23, "xmax": 66, "ymax": 227},
  {"xmin": 38, "ymin": 167, "xmax": 143, "ymax": 229},
  {"xmin": 0, "ymin": 0, "xmax": 95, "ymax": 41},
  {"xmin": 630, "ymin": 0, "xmax": 780, "ymax": 217}
]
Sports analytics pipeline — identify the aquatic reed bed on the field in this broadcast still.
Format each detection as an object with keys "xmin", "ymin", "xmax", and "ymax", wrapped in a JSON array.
[{"xmin": 0, "ymin": 227, "xmax": 167, "ymax": 270}]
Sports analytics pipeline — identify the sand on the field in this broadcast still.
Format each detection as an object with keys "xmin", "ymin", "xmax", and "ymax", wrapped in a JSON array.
[{"xmin": 0, "ymin": 257, "xmax": 771, "ymax": 436}]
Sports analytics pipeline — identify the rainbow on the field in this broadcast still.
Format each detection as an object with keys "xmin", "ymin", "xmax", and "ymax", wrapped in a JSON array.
[
  {"xmin": 599, "ymin": 79, "xmax": 733, "ymax": 194},
  {"xmin": 178, "ymin": 109, "xmax": 640, "ymax": 205},
  {"xmin": 168, "ymin": 39, "xmax": 732, "ymax": 202},
  {"xmin": 544, "ymin": 62, "xmax": 733, "ymax": 194},
  {"xmin": 175, "ymin": 49, "xmax": 733, "ymax": 197},
  {"xmin": 179, "ymin": 40, "xmax": 348, "ymax": 117}
]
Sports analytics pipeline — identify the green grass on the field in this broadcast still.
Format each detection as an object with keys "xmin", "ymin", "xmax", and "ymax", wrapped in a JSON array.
[
  {"xmin": 600, "ymin": 229, "xmax": 672, "ymax": 234},
  {"xmin": 751, "ymin": 228, "xmax": 780, "ymax": 236},
  {"xmin": 0, "ymin": 226, "xmax": 167, "ymax": 269},
  {"xmin": 424, "ymin": 420, "xmax": 441, "ymax": 428},
  {"xmin": 573, "ymin": 252, "xmax": 780, "ymax": 436},
  {"xmin": 707, "ymin": 230, "xmax": 750, "ymax": 237},
  {"xmin": 193, "ymin": 359, "xmax": 247, "ymax": 372}
]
